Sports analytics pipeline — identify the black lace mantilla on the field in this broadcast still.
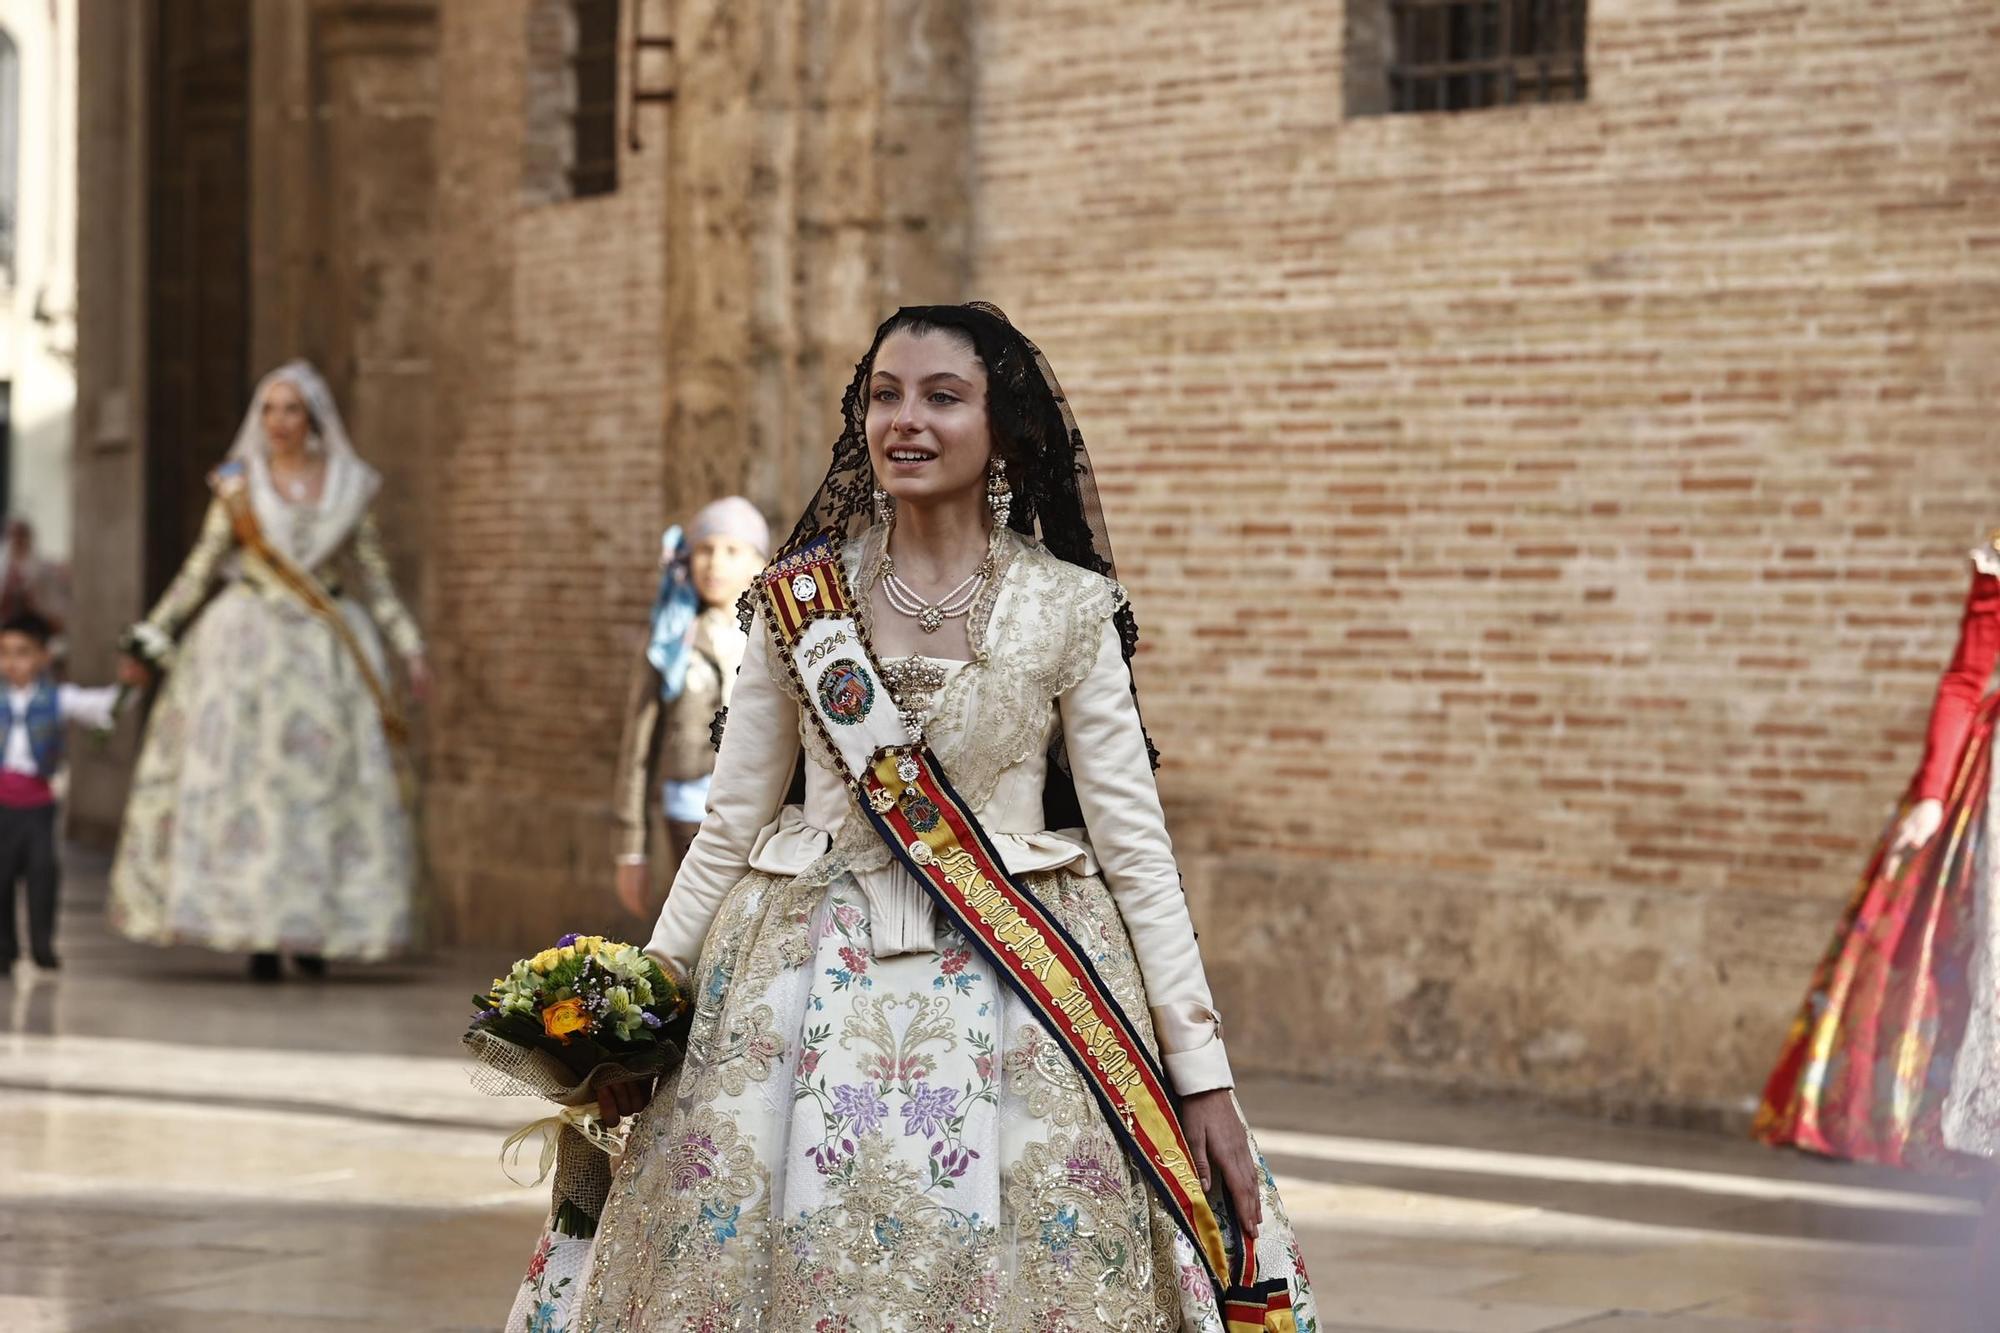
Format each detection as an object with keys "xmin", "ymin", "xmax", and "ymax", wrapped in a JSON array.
[{"xmin": 725, "ymin": 302, "xmax": 1159, "ymax": 773}]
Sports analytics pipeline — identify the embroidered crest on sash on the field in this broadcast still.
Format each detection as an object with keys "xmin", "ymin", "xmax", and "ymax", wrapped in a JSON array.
[
  {"xmin": 900, "ymin": 792, "xmax": 943, "ymax": 833},
  {"xmin": 815, "ymin": 660, "xmax": 876, "ymax": 725}
]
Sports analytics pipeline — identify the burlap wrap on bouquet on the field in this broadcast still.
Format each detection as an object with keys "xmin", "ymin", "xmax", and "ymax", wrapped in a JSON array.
[{"xmin": 465, "ymin": 1029, "xmax": 682, "ymax": 1237}]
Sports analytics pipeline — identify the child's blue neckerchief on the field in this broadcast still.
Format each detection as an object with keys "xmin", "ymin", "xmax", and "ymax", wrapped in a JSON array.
[{"xmin": 647, "ymin": 525, "xmax": 702, "ymax": 703}]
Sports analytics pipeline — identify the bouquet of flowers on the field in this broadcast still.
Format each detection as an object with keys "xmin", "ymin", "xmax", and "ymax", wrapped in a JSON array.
[{"xmin": 465, "ymin": 933, "xmax": 691, "ymax": 1237}]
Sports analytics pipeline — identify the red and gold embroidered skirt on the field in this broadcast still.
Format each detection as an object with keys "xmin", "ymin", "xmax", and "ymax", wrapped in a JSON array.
[{"xmin": 1754, "ymin": 692, "xmax": 2000, "ymax": 1171}]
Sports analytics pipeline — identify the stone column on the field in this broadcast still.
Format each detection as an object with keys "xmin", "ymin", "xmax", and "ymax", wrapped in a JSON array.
[
  {"xmin": 662, "ymin": 0, "xmax": 974, "ymax": 529},
  {"xmin": 254, "ymin": 0, "xmax": 439, "ymax": 597},
  {"xmin": 68, "ymin": 0, "xmax": 154, "ymax": 840},
  {"xmin": 314, "ymin": 1, "xmax": 438, "ymax": 589}
]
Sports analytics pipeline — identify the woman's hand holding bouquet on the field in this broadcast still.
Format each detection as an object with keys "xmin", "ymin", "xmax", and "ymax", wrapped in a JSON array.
[{"xmin": 465, "ymin": 933, "xmax": 691, "ymax": 1237}]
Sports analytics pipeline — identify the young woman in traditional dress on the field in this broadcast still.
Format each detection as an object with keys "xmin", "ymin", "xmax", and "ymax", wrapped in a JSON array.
[
  {"xmin": 611, "ymin": 499, "xmax": 770, "ymax": 920},
  {"xmin": 1755, "ymin": 531, "xmax": 2000, "ymax": 1284},
  {"xmin": 502, "ymin": 305, "xmax": 1317, "ymax": 1331},
  {"xmin": 111, "ymin": 361, "xmax": 426, "ymax": 981}
]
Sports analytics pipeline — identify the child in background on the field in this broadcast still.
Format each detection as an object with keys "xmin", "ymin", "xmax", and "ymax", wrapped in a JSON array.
[
  {"xmin": 611, "ymin": 498, "xmax": 771, "ymax": 918},
  {"xmin": 0, "ymin": 612, "xmax": 120, "ymax": 976}
]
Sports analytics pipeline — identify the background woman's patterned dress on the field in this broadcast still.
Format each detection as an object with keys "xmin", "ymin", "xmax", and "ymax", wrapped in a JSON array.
[{"xmin": 111, "ymin": 497, "xmax": 421, "ymax": 960}]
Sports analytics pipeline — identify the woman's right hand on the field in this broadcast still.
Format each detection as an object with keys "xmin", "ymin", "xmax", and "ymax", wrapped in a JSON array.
[
  {"xmin": 1888, "ymin": 798, "xmax": 1945, "ymax": 868},
  {"xmin": 615, "ymin": 859, "xmax": 651, "ymax": 919},
  {"xmin": 595, "ymin": 1075, "xmax": 656, "ymax": 1129},
  {"xmin": 1180, "ymin": 1088, "xmax": 1262, "ymax": 1241},
  {"xmin": 117, "ymin": 655, "xmax": 153, "ymax": 689}
]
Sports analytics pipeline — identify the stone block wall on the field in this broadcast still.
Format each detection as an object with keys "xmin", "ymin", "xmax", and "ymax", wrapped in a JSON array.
[{"xmin": 970, "ymin": 0, "xmax": 2000, "ymax": 1114}]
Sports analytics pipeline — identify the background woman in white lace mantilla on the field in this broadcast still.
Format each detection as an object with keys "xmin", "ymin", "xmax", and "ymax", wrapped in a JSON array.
[
  {"xmin": 110, "ymin": 361, "xmax": 427, "ymax": 982},
  {"xmin": 499, "ymin": 305, "xmax": 1319, "ymax": 1332}
]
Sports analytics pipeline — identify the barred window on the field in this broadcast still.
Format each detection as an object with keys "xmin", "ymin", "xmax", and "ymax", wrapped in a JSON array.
[
  {"xmin": 523, "ymin": 0, "xmax": 619, "ymax": 203},
  {"xmin": 1349, "ymin": 0, "xmax": 1588, "ymax": 117}
]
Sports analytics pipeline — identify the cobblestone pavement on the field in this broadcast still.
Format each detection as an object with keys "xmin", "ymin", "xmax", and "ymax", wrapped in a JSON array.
[{"xmin": 0, "ymin": 851, "xmax": 1989, "ymax": 1331}]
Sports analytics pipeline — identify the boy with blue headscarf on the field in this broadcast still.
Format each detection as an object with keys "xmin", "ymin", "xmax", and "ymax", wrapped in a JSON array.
[{"xmin": 612, "ymin": 497, "xmax": 770, "ymax": 918}]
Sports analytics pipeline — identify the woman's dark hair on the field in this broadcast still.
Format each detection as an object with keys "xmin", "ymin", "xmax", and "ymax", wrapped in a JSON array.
[{"xmin": 787, "ymin": 305, "xmax": 1130, "ymax": 646}]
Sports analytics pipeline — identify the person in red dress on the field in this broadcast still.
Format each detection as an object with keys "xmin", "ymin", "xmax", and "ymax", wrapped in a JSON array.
[{"xmin": 1755, "ymin": 531, "xmax": 2000, "ymax": 1293}]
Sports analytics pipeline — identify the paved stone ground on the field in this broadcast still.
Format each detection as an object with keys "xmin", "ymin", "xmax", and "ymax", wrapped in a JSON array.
[{"xmin": 0, "ymin": 850, "xmax": 1990, "ymax": 1332}]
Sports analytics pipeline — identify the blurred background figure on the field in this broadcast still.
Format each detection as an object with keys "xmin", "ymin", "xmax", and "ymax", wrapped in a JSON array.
[
  {"xmin": 109, "ymin": 361, "xmax": 428, "ymax": 983},
  {"xmin": 0, "ymin": 519, "xmax": 71, "ymax": 637},
  {"xmin": 1755, "ymin": 530, "xmax": 2000, "ymax": 1286},
  {"xmin": 611, "ymin": 496, "xmax": 770, "ymax": 919}
]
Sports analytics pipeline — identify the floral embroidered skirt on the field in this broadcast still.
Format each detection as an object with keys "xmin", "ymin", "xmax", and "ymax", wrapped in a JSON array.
[
  {"xmin": 503, "ymin": 865, "xmax": 1319, "ymax": 1332},
  {"xmin": 109, "ymin": 584, "xmax": 415, "ymax": 959},
  {"xmin": 1755, "ymin": 690, "xmax": 2000, "ymax": 1168}
]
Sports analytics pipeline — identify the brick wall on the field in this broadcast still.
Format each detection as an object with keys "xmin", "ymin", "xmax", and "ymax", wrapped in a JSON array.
[
  {"xmin": 423, "ymin": 0, "xmax": 676, "ymax": 943},
  {"xmin": 74, "ymin": 0, "xmax": 2000, "ymax": 1118},
  {"xmin": 418, "ymin": 0, "xmax": 973, "ymax": 947},
  {"xmin": 971, "ymin": 0, "xmax": 2000, "ymax": 1114}
]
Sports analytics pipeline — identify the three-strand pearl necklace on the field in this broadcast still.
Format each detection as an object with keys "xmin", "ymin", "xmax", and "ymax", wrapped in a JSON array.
[{"xmin": 882, "ymin": 550, "xmax": 991, "ymax": 634}]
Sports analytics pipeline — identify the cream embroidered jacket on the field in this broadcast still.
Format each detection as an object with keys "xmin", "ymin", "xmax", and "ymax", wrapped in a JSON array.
[
  {"xmin": 127, "ymin": 498, "xmax": 423, "ymax": 670},
  {"xmin": 646, "ymin": 525, "xmax": 1234, "ymax": 1095}
]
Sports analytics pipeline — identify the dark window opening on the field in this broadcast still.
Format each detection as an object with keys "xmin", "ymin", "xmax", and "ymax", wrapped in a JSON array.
[
  {"xmin": 148, "ymin": 0, "xmax": 251, "ymax": 601},
  {"xmin": 570, "ymin": 0, "xmax": 619, "ymax": 197},
  {"xmin": 1368, "ymin": 0, "xmax": 1588, "ymax": 116}
]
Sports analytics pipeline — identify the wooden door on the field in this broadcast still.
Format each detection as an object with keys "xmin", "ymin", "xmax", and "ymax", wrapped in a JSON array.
[{"xmin": 146, "ymin": 0, "xmax": 250, "ymax": 599}]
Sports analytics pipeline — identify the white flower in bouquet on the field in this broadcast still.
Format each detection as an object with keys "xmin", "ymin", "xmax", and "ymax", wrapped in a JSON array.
[
  {"xmin": 601, "ymin": 985, "xmax": 644, "ymax": 1042},
  {"xmin": 494, "ymin": 960, "xmax": 540, "ymax": 1014}
]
